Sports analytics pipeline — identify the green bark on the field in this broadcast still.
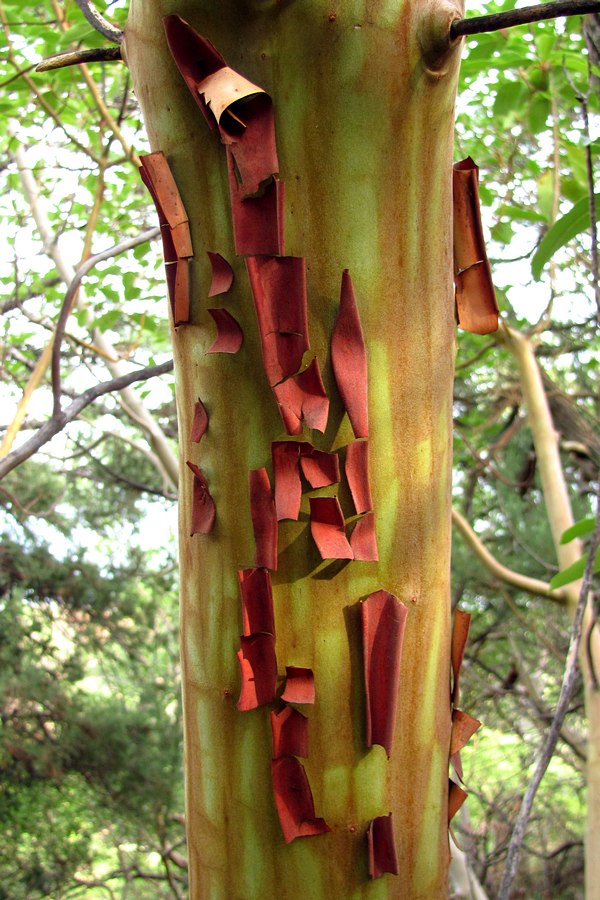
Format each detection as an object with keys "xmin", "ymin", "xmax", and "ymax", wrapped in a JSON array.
[{"xmin": 124, "ymin": 1, "xmax": 463, "ymax": 896}]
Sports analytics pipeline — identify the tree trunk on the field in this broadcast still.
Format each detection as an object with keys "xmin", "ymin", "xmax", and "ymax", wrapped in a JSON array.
[{"xmin": 124, "ymin": 1, "xmax": 463, "ymax": 896}]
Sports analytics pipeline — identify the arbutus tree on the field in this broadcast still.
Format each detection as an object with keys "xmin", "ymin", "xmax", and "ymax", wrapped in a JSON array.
[{"xmin": 7, "ymin": 0, "xmax": 600, "ymax": 897}]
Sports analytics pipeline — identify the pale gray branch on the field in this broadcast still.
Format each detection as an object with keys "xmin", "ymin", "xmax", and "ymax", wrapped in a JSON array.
[{"xmin": 0, "ymin": 361, "xmax": 174, "ymax": 481}]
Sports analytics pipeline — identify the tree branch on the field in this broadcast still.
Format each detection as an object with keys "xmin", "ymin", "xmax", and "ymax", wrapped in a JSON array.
[
  {"xmin": 498, "ymin": 510, "xmax": 600, "ymax": 900},
  {"xmin": 0, "ymin": 360, "xmax": 173, "ymax": 481},
  {"xmin": 72, "ymin": 0, "xmax": 122, "ymax": 44},
  {"xmin": 51, "ymin": 227, "xmax": 160, "ymax": 417},
  {"xmin": 451, "ymin": 0, "xmax": 600, "ymax": 39},
  {"xmin": 36, "ymin": 46, "xmax": 122, "ymax": 72},
  {"xmin": 452, "ymin": 507, "xmax": 568, "ymax": 603}
]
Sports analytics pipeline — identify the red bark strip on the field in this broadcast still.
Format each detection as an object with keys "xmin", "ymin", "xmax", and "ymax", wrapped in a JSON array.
[
  {"xmin": 190, "ymin": 398, "xmax": 209, "ymax": 443},
  {"xmin": 451, "ymin": 609, "xmax": 472, "ymax": 708},
  {"xmin": 273, "ymin": 358, "xmax": 329, "ymax": 435},
  {"xmin": 246, "ymin": 256, "xmax": 309, "ymax": 385},
  {"xmin": 238, "ymin": 568, "xmax": 275, "ymax": 637},
  {"xmin": 272, "ymin": 441, "xmax": 305, "ymax": 521},
  {"xmin": 281, "ymin": 666, "xmax": 315, "ymax": 705},
  {"xmin": 227, "ymin": 149, "xmax": 285, "ymax": 257},
  {"xmin": 207, "ymin": 308, "xmax": 243, "ymax": 354},
  {"xmin": 367, "ymin": 814, "xmax": 399, "ymax": 879},
  {"xmin": 349, "ymin": 512, "xmax": 379, "ymax": 562},
  {"xmin": 139, "ymin": 154, "xmax": 191, "ymax": 325},
  {"xmin": 309, "ymin": 497, "xmax": 353, "ymax": 560},
  {"xmin": 236, "ymin": 633, "xmax": 278, "ymax": 711},
  {"xmin": 448, "ymin": 780, "xmax": 468, "ymax": 823},
  {"xmin": 272, "ymin": 442, "xmax": 339, "ymax": 521},
  {"xmin": 450, "ymin": 708, "xmax": 482, "ymax": 781},
  {"xmin": 331, "ymin": 270, "xmax": 369, "ymax": 438},
  {"xmin": 271, "ymin": 757, "xmax": 330, "ymax": 843},
  {"xmin": 172, "ymin": 258, "xmax": 190, "ymax": 325},
  {"xmin": 248, "ymin": 467, "xmax": 278, "ymax": 570},
  {"xmin": 163, "ymin": 15, "xmax": 226, "ymax": 127},
  {"xmin": 186, "ymin": 461, "xmax": 216, "ymax": 535},
  {"xmin": 207, "ymin": 251, "xmax": 234, "ymax": 297},
  {"xmin": 361, "ymin": 590, "xmax": 408, "ymax": 757},
  {"xmin": 453, "ymin": 158, "xmax": 499, "ymax": 335},
  {"xmin": 271, "ymin": 706, "xmax": 308, "ymax": 759},
  {"xmin": 299, "ymin": 448, "xmax": 340, "ymax": 489},
  {"xmin": 345, "ymin": 440, "xmax": 373, "ymax": 514},
  {"xmin": 139, "ymin": 152, "xmax": 193, "ymax": 257}
]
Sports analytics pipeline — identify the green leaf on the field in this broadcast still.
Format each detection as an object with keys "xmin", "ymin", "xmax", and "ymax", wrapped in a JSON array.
[
  {"xmin": 560, "ymin": 517, "xmax": 596, "ymax": 544},
  {"xmin": 529, "ymin": 93, "xmax": 550, "ymax": 134},
  {"xmin": 491, "ymin": 220, "xmax": 514, "ymax": 244},
  {"xmin": 493, "ymin": 81, "xmax": 527, "ymax": 119},
  {"xmin": 532, "ymin": 194, "xmax": 600, "ymax": 281},
  {"xmin": 549, "ymin": 549, "xmax": 600, "ymax": 590},
  {"xmin": 535, "ymin": 34, "xmax": 555, "ymax": 62},
  {"xmin": 497, "ymin": 204, "xmax": 546, "ymax": 224}
]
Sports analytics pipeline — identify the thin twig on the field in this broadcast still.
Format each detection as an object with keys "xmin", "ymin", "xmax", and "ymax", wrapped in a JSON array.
[
  {"xmin": 581, "ymin": 97, "xmax": 600, "ymax": 323},
  {"xmin": 497, "ymin": 508, "xmax": 600, "ymax": 900},
  {"xmin": 0, "ymin": 360, "xmax": 173, "ymax": 481},
  {"xmin": 451, "ymin": 0, "xmax": 600, "ymax": 39},
  {"xmin": 36, "ymin": 46, "xmax": 122, "ymax": 73},
  {"xmin": 72, "ymin": 0, "xmax": 122, "ymax": 43},
  {"xmin": 51, "ymin": 227, "xmax": 160, "ymax": 417}
]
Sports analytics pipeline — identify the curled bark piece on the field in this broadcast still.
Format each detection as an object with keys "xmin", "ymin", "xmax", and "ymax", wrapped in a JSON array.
[
  {"xmin": 186, "ymin": 461, "xmax": 216, "ymax": 535},
  {"xmin": 236, "ymin": 633, "xmax": 278, "ymax": 711},
  {"xmin": 345, "ymin": 440, "xmax": 373, "ymax": 514},
  {"xmin": 163, "ymin": 16, "xmax": 278, "ymax": 197},
  {"xmin": 450, "ymin": 708, "xmax": 482, "ymax": 758},
  {"xmin": 299, "ymin": 447, "xmax": 340, "ymax": 489},
  {"xmin": 246, "ymin": 255, "xmax": 309, "ymax": 385},
  {"xmin": 349, "ymin": 512, "xmax": 379, "ymax": 562},
  {"xmin": 190, "ymin": 398, "xmax": 209, "ymax": 443},
  {"xmin": 448, "ymin": 780, "xmax": 468, "ymax": 823},
  {"xmin": 281, "ymin": 666, "xmax": 315, "ymax": 705},
  {"xmin": 451, "ymin": 609, "xmax": 471, "ymax": 708},
  {"xmin": 199, "ymin": 69, "xmax": 278, "ymax": 197},
  {"xmin": 272, "ymin": 441, "xmax": 339, "ymax": 520},
  {"xmin": 272, "ymin": 441, "xmax": 306, "ymax": 521},
  {"xmin": 139, "ymin": 152, "xmax": 193, "ymax": 257},
  {"xmin": 331, "ymin": 270, "xmax": 368, "ymax": 438},
  {"xmin": 367, "ymin": 814, "xmax": 399, "ymax": 879},
  {"xmin": 453, "ymin": 158, "xmax": 499, "ymax": 335},
  {"xmin": 238, "ymin": 567, "xmax": 275, "ymax": 637},
  {"xmin": 207, "ymin": 308, "xmax": 243, "ymax": 354},
  {"xmin": 361, "ymin": 590, "xmax": 409, "ymax": 757},
  {"xmin": 249, "ymin": 467, "xmax": 278, "ymax": 570},
  {"xmin": 227, "ymin": 149, "xmax": 285, "ymax": 256},
  {"xmin": 207, "ymin": 251, "xmax": 234, "ymax": 297},
  {"xmin": 271, "ymin": 757, "xmax": 330, "ymax": 843},
  {"xmin": 450, "ymin": 708, "xmax": 482, "ymax": 781},
  {"xmin": 139, "ymin": 153, "xmax": 192, "ymax": 325},
  {"xmin": 273, "ymin": 358, "xmax": 329, "ymax": 435},
  {"xmin": 271, "ymin": 706, "xmax": 308, "ymax": 759},
  {"xmin": 309, "ymin": 497, "xmax": 353, "ymax": 560}
]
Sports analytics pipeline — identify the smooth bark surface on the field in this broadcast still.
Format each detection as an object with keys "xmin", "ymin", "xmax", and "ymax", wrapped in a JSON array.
[{"xmin": 125, "ymin": 2, "xmax": 464, "ymax": 896}]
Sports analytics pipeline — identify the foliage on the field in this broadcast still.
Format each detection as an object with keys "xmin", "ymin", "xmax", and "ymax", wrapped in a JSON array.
[{"xmin": 0, "ymin": 0, "xmax": 598, "ymax": 897}]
